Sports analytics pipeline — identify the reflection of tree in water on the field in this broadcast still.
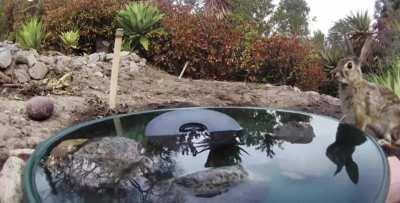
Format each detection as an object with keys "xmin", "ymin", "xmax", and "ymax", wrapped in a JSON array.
[{"xmin": 223, "ymin": 109, "xmax": 311, "ymax": 158}]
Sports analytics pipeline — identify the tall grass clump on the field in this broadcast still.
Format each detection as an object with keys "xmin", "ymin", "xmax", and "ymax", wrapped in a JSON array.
[
  {"xmin": 116, "ymin": 2, "xmax": 164, "ymax": 51},
  {"xmin": 16, "ymin": 17, "xmax": 46, "ymax": 49},
  {"xmin": 369, "ymin": 59, "xmax": 400, "ymax": 96}
]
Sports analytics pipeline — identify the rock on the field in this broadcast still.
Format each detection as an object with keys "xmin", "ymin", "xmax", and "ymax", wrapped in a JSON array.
[
  {"xmin": 95, "ymin": 40, "xmax": 111, "ymax": 53},
  {"xmin": 273, "ymin": 121, "xmax": 315, "ymax": 144},
  {"xmin": 139, "ymin": 60, "xmax": 146, "ymax": 67},
  {"xmin": 15, "ymin": 51, "xmax": 37, "ymax": 67},
  {"xmin": 28, "ymin": 62, "xmax": 48, "ymax": 80},
  {"xmin": 88, "ymin": 52, "xmax": 105, "ymax": 64},
  {"xmin": 129, "ymin": 62, "xmax": 141, "ymax": 72},
  {"xmin": 130, "ymin": 53, "xmax": 142, "ymax": 63},
  {"xmin": 13, "ymin": 64, "xmax": 30, "ymax": 83},
  {"xmin": 105, "ymin": 53, "xmax": 113, "ymax": 61},
  {"xmin": 0, "ymin": 156, "xmax": 25, "ymax": 203},
  {"xmin": 120, "ymin": 51, "xmax": 130, "ymax": 58},
  {"xmin": 55, "ymin": 56, "xmax": 72, "ymax": 72},
  {"xmin": 69, "ymin": 56, "xmax": 87, "ymax": 69},
  {"xmin": 8, "ymin": 148, "xmax": 34, "ymax": 161},
  {"xmin": 26, "ymin": 96, "xmax": 55, "ymax": 121},
  {"xmin": 39, "ymin": 55, "xmax": 56, "ymax": 66},
  {"xmin": 0, "ymin": 42, "xmax": 20, "ymax": 54},
  {"xmin": 45, "ymin": 136, "xmax": 153, "ymax": 192},
  {"xmin": 93, "ymin": 71, "xmax": 103, "ymax": 77},
  {"xmin": 175, "ymin": 165, "xmax": 248, "ymax": 197},
  {"xmin": 0, "ymin": 48, "xmax": 12, "ymax": 69}
]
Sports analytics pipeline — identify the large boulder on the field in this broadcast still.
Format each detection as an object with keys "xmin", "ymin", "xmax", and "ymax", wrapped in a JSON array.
[
  {"xmin": 0, "ymin": 48, "xmax": 12, "ymax": 69},
  {"xmin": 26, "ymin": 96, "xmax": 55, "ymax": 121},
  {"xmin": 0, "ymin": 156, "xmax": 25, "ymax": 203}
]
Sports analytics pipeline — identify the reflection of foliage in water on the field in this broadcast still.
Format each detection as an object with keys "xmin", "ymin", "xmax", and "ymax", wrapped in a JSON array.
[{"xmin": 223, "ymin": 109, "xmax": 311, "ymax": 158}]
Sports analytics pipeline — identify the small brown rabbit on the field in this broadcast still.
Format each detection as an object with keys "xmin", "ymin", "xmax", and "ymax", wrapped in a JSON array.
[{"xmin": 332, "ymin": 37, "xmax": 400, "ymax": 148}]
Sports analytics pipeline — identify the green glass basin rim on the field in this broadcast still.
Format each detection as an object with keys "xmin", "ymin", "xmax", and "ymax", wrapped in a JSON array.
[{"xmin": 22, "ymin": 107, "xmax": 391, "ymax": 203}]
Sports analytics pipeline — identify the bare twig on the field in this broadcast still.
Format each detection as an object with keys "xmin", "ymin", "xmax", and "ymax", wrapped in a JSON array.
[
  {"xmin": 1, "ymin": 84, "xmax": 23, "ymax": 88},
  {"xmin": 0, "ymin": 71, "xmax": 12, "ymax": 83},
  {"xmin": 178, "ymin": 61, "xmax": 190, "ymax": 79}
]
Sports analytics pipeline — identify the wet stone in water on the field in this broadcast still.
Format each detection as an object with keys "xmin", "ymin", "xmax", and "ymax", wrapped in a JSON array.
[{"xmin": 44, "ymin": 136, "xmax": 155, "ymax": 193}]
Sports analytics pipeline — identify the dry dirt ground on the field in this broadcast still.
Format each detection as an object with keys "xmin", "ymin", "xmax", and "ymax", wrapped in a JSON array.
[{"xmin": 0, "ymin": 64, "xmax": 341, "ymax": 167}]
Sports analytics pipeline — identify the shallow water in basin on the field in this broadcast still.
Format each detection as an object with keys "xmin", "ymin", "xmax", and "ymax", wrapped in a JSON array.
[{"xmin": 34, "ymin": 108, "xmax": 388, "ymax": 203}]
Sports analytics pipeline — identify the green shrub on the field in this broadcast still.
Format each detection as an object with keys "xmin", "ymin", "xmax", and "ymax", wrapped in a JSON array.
[
  {"xmin": 16, "ymin": 17, "xmax": 46, "ymax": 49},
  {"xmin": 60, "ymin": 30, "xmax": 80, "ymax": 49},
  {"xmin": 369, "ymin": 59, "xmax": 400, "ymax": 96},
  {"xmin": 60, "ymin": 30, "xmax": 80, "ymax": 54},
  {"xmin": 42, "ymin": 0, "xmax": 131, "ymax": 52},
  {"xmin": 116, "ymin": 2, "xmax": 164, "ymax": 51},
  {"xmin": 0, "ymin": 4, "xmax": 6, "ymax": 40}
]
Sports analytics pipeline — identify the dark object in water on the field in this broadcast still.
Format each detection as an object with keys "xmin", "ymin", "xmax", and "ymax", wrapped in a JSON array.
[
  {"xmin": 145, "ymin": 109, "xmax": 243, "ymax": 137},
  {"xmin": 272, "ymin": 121, "xmax": 315, "ymax": 144},
  {"xmin": 326, "ymin": 123, "xmax": 367, "ymax": 184}
]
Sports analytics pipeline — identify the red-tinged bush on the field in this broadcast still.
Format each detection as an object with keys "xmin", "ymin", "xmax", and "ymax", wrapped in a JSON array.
[
  {"xmin": 2, "ymin": 0, "xmax": 42, "ymax": 40},
  {"xmin": 148, "ymin": 10, "xmax": 245, "ymax": 80},
  {"xmin": 241, "ymin": 35, "xmax": 326, "ymax": 91},
  {"xmin": 42, "ymin": 0, "xmax": 131, "ymax": 52}
]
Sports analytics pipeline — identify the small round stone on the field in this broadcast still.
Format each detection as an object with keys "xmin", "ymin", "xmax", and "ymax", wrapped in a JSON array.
[{"xmin": 26, "ymin": 96, "xmax": 54, "ymax": 121}]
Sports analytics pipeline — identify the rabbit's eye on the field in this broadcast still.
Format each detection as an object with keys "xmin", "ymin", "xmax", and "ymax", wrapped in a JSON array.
[{"xmin": 346, "ymin": 62, "xmax": 353, "ymax": 69}]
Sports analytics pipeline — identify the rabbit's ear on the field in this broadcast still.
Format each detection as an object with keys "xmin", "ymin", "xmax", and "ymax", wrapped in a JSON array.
[
  {"xmin": 360, "ymin": 37, "xmax": 374, "ymax": 65},
  {"xmin": 345, "ymin": 159, "xmax": 359, "ymax": 184},
  {"xmin": 344, "ymin": 35, "xmax": 355, "ymax": 56}
]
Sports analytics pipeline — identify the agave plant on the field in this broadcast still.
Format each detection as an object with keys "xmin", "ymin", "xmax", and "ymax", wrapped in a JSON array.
[
  {"xmin": 116, "ymin": 2, "xmax": 164, "ymax": 51},
  {"xmin": 369, "ymin": 59, "xmax": 400, "ymax": 96},
  {"xmin": 60, "ymin": 30, "xmax": 80, "ymax": 49},
  {"xmin": 16, "ymin": 17, "xmax": 46, "ymax": 49},
  {"xmin": 319, "ymin": 48, "xmax": 346, "ymax": 73},
  {"xmin": 344, "ymin": 11, "xmax": 372, "ymax": 34}
]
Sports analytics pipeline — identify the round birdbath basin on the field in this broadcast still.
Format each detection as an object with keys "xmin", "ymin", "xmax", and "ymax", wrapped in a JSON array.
[{"xmin": 23, "ymin": 107, "xmax": 390, "ymax": 203}]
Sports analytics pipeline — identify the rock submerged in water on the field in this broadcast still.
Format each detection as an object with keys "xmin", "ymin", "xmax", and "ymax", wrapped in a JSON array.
[
  {"xmin": 148, "ymin": 165, "xmax": 249, "ymax": 203},
  {"xmin": 272, "ymin": 121, "xmax": 315, "ymax": 144},
  {"xmin": 26, "ymin": 96, "xmax": 54, "ymax": 121},
  {"xmin": 175, "ymin": 165, "xmax": 249, "ymax": 198},
  {"xmin": 45, "ymin": 136, "xmax": 154, "ymax": 192}
]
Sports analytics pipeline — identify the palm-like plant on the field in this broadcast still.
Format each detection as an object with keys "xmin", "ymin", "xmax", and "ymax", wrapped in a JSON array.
[
  {"xmin": 16, "ymin": 17, "xmax": 46, "ymax": 50},
  {"xmin": 116, "ymin": 2, "xmax": 164, "ymax": 51},
  {"xmin": 319, "ymin": 48, "xmax": 346, "ymax": 73},
  {"xmin": 344, "ymin": 11, "xmax": 372, "ymax": 34},
  {"xmin": 204, "ymin": 0, "xmax": 232, "ymax": 19}
]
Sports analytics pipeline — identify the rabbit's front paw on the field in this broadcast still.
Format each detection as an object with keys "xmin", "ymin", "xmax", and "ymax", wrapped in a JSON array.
[{"xmin": 377, "ymin": 139, "xmax": 391, "ymax": 147}]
